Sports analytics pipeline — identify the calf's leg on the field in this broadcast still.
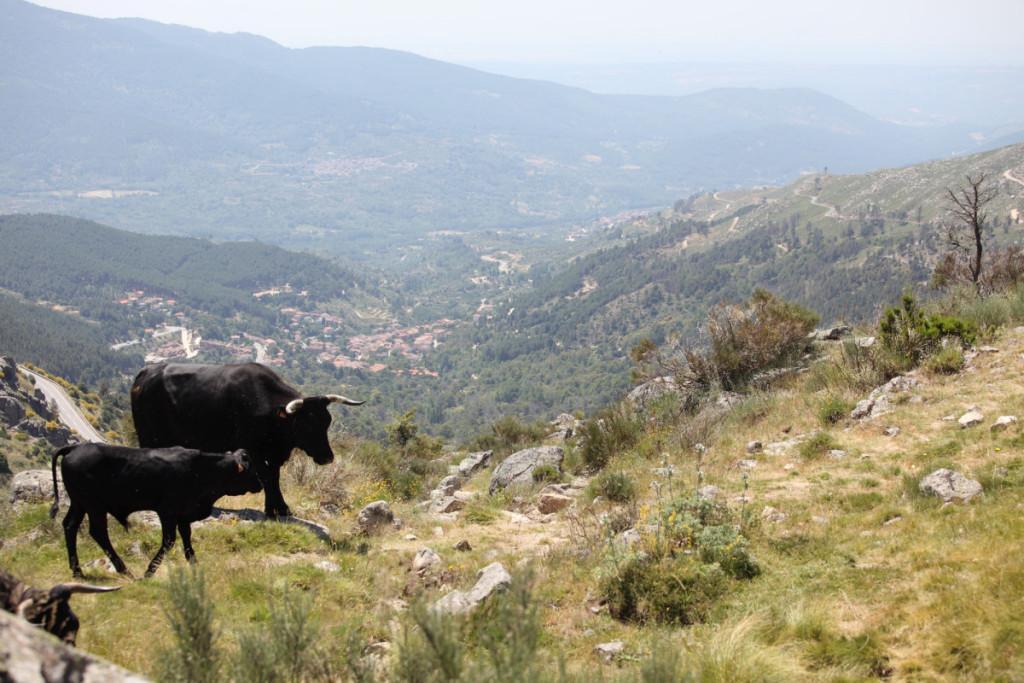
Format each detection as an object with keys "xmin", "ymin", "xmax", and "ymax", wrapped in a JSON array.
[
  {"xmin": 86, "ymin": 511, "xmax": 131, "ymax": 577},
  {"xmin": 144, "ymin": 516, "xmax": 179, "ymax": 577},
  {"xmin": 61, "ymin": 504, "xmax": 86, "ymax": 578}
]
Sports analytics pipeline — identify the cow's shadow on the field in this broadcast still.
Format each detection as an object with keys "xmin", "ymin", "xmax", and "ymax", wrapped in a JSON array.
[{"xmin": 206, "ymin": 507, "xmax": 331, "ymax": 542}]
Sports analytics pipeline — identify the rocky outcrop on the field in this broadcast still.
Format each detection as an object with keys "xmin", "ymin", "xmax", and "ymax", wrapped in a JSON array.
[
  {"xmin": 0, "ymin": 610, "xmax": 150, "ymax": 682},
  {"xmin": 0, "ymin": 357, "xmax": 76, "ymax": 448},
  {"xmin": 457, "ymin": 451, "xmax": 493, "ymax": 478},
  {"xmin": 488, "ymin": 446, "xmax": 564, "ymax": 494},
  {"xmin": 10, "ymin": 470, "xmax": 67, "ymax": 511},
  {"xmin": 626, "ymin": 376, "xmax": 679, "ymax": 410},
  {"xmin": 357, "ymin": 500, "xmax": 400, "ymax": 534}
]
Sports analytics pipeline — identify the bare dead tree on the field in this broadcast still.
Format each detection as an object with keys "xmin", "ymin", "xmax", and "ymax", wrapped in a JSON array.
[{"xmin": 945, "ymin": 172, "xmax": 996, "ymax": 287}]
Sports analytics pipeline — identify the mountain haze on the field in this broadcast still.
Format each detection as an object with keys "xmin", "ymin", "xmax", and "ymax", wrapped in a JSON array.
[{"xmin": 1, "ymin": 0, "xmax": 1013, "ymax": 261}]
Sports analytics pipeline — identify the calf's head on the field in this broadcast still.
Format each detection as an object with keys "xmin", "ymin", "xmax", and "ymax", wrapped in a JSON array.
[
  {"xmin": 281, "ymin": 395, "xmax": 363, "ymax": 465},
  {"xmin": 224, "ymin": 449, "xmax": 264, "ymax": 495}
]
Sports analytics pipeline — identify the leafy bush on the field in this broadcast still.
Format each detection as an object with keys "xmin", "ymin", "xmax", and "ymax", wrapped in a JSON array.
[
  {"xmin": 466, "ymin": 415, "xmax": 548, "ymax": 457},
  {"xmin": 877, "ymin": 293, "xmax": 977, "ymax": 372},
  {"xmin": 531, "ymin": 463, "xmax": 562, "ymax": 484},
  {"xmin": 602, "ymin": 555, "xmax": 727, "ymax": 625},
  {"xmin": 587, "ymin": 470, "xmax": 637, "ymax": 503},
  {"xmin": 815, "ymin": 394, "xmax": 852, "ymax": 426},
  {"xmin": 598, "ymin": 495, "xmax": 759, "ymax": 626},
  {"xmin": 685, "ymin": 288, "xmax": 819, "ymax": 392},
  {"xmin": 575, "ymin": 404, "xmax": 643, "ymax": 472},
  {"xmin": 799, "ymin": 432, "xmax": 840, "ymax": 459},
  {"xmin": 924, "ymin": 342, "xmax": 965, "ymax": 374}
]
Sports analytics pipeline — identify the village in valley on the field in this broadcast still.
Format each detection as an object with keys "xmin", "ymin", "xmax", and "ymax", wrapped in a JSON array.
[{"xmin": 113, "ymin": 288, "xmax": 455, "ymax": 377}]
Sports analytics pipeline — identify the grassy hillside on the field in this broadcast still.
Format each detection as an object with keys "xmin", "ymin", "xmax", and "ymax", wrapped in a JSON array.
[{"xmin": 4, "ymin": 282, "xmax": 1024, "ymax": 679}]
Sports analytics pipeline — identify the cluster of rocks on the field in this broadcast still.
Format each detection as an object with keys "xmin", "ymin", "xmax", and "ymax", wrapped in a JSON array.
[
  {"xmin": 0, "ymin": 356, "xmax": 75, "ymax": 450},
  {"xmin": 850, "ymin": 374, "xmax": 921, "ymax": 421}
]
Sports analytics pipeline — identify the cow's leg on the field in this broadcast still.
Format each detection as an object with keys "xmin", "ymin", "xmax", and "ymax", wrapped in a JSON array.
[
  {"xmin": 178, "ymin": 521, "xmax": 196, "ymax": 563},
  {"xmin": 86, "ymin": 511, "xmax": 131, "ymax": 577},
  {"xmin": 145, "ymin": 516, "xmax": 177, "ymax": 577},
  {"xmin": 258, "ymin": 460, "xmax": 290, "ymax": 519},
  {"xmin": 62, "ymin": 503, "xmax": 86, "ymax": 578}
]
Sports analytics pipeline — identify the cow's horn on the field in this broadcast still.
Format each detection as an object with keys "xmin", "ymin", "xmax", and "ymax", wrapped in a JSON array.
[
  {"xmin": 284, "ymin": 399, "xmax": 304, "ymax": 414},
  {"xmin": 325, "ymin": 394, "xmax": 365, "ymax": 406},
  {"xmin": 57, "ymin": 583, "xmax": 122, "ymax": 595}
]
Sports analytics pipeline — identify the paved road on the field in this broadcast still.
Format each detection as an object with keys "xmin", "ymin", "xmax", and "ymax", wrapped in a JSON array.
[{"xmin": 18, "ymin": 366, "xmax": 107, "ymax": 443}]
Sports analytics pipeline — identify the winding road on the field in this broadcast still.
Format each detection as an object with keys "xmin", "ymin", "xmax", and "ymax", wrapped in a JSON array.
[{"xmin": 18, "ymin": 366, "xmax": 107, "ymax": 443}]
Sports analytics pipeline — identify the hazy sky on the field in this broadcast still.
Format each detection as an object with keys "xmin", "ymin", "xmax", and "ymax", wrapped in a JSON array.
[{"xmin": 30, "ymin": 0, "xmax": 1024, "ymax": 67}]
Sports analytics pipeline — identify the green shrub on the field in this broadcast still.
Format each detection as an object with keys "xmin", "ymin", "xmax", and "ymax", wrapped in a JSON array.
[
  {"xmin": 877, "ymin": 293, "xmax": 978, "ymax": 372},
  {"xmin": 576, "ymin": 405, "xmax": 643, "ymax": 472},
  {"xmin": 816, "ymin": 394, "xmax": 852, "ymax": 426},
  {"xmin": 924, "ymin": 342, "xmax": 965, "ymax": 374},
  {"xmin": 799, "ymin": 432, "xmax": 839, "ymax": 459},
  {"xmin": 156, "ymin": 567, "xmax": 221, "ymax": 683},
  {"xmin": 602, "ymin": 555, "xmax": 727, "ymax": 625},
  {"xmin": 686, "ymin": 288, "xmax": 820, "ymax": 392},
  {"xmin": 588, "ymin": 471, "xmax": 637, "ymax": 503},
  {"xmin": 234, "ymin": 590, "xmax": 331, "ymax": 683},
  {"xmin": 531, "ymin": 464, "xmax": 562, "ymax": 484},
  {"xmin": 467, "ymin": 415, "xmax": 548, "ymax": 457}
]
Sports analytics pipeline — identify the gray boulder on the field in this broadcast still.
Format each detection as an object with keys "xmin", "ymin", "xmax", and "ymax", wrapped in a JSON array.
[
  {"xmin": 357, "ymin": 500, "xmax": 396, "ymax": 534},
  {"xmin": 435, "ymin": 475, "xmax": 461, "ymax": 497},
  {"xmin": 458, "ymin": 450, "xmax": 493, "ymax": 478},
  {"xmin": 919, "ymin": 469, "xmax": 983, "ymax": 503},
  {"xmin": 488, "ymin": 446, "xmax": 563, "ymax": 494},
  {"xmin": 10, "ymin": 469, "xmax": 67, "ymax": 510},
  {"xmin": 433, "ymin": 562, "xmax": 511, "ymax": 615}
]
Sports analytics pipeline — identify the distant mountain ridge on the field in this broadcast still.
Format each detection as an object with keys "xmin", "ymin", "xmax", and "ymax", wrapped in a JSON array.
[{"xmin": 0, "ymin": 0, "xmax": 1013, "ymax": 260}]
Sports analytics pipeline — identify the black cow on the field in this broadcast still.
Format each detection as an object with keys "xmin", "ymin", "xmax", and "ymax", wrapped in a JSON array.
[
  {"xmin": 130, "ymin": 362, "xmax": 363, "ymax": 519},
  {"xmin": 0, "ymin": 567, "xmax": 120, "ymax": 646},
  {"xmin": 51, "ymin": 443, "xmax": 262, "ymax": 578}
]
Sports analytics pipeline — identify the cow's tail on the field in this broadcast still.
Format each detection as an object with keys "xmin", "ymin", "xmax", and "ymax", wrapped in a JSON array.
[{"xmin": 50, "ymin": 445, "xmax": 74, "ymax": 519}]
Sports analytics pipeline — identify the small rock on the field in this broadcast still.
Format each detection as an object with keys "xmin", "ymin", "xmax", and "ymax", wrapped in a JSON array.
[
  {"xmin": 453, "ymin": 539, "xmax": 472, "ymax": 551},
  {"xmin": 884, "ymin": 427, "xmax": 900, "ymax": 437},
  {"xmin": 811, "ymin": 515, "xmax": 829, "ymax": 524},
  {"xmin": 761, "ymin": 506, "xmax": 788, "ymax": 522},
  {"xmin": 357, "ymin": 500, "xmax": 395, "ymax": 534},
  {"xmin": 315, "ymin": 561, "xmax": 341, "ymax": 572},
  {"xmin": 433, "ymin": 526, "xmax": 444, "ymax": 537},
  {"xmin": 535, "ymin": 492, "xmax": 573, "ymax": 514},
  {"xmin": 593, "ymin": 642, "xmax": 624, "ymax": 662},
  {"xmin": 413, "ymin": 547, "xmax": 442, "ymax": 573},
  {"xmin": 996, "ymin": 467, "xmax": 1009, "ymax": 477},
  {"xmin": 83, "ymin": 557, "xmax": 118, "ymax": 574},
  {"xmin": 436, "ymin": 475, "xmax": 462, "ymax": 497},
  {"xmin": 429, "ymin": 496, "xmax": 465, "ymax": 514},
  {"xmin": 697, "ymin": 485, "xmax": 721, "ymax": 501},
  {"xmin": 614, "ymin": 527, "xmax": 642, "ymax": 548},
  {"xmin": 432, "ymin": 562, "xmax": 511, "ymax": 615},
  {"xmin": 958, "ymin": 411, "xmax": 985, "ymax": 429},
  {"xmin": 783, "ymin": 463, "xmax": 795, "ymax": 471},
  {"xmin": 826, "ymin": 450, "xmax": 847, "ymax": 459},
  {"xmin": 882, "ymin": 516, "xmax": 904, "ymax": 526},
  {"xmin": 991, "ymin": 415, "xmax": 1017, "ymax": 432},
  {"xmin": 746, "ymin": 440, "xmax": 763, "ymax": 454},
  {"xmin": 978, "ymin": 346, "xmax": 999, "ymax": 353},
  {"xmin": 738, "ymin": 459, "xmax": 758, "ymax": 469},
  {"xmin": 405, "ymin": 534, "xmax": 418, "ymax": 541}
]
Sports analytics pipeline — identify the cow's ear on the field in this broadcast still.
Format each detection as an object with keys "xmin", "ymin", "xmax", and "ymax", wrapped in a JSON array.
[{"xmin": 277, "ymin": 408, "xmax": 288, "ymax": 419}]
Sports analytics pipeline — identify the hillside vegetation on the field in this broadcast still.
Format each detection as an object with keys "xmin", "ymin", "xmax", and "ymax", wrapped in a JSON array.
[{"xmin": 5, "ymin": 273, "xmax": 1024, "ymax": 679}]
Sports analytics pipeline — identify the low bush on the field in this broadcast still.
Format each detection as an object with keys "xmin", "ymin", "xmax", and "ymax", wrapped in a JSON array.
[{"xmin": 587, "ymin": 470, "xmax": 637, "ymax": 503}]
